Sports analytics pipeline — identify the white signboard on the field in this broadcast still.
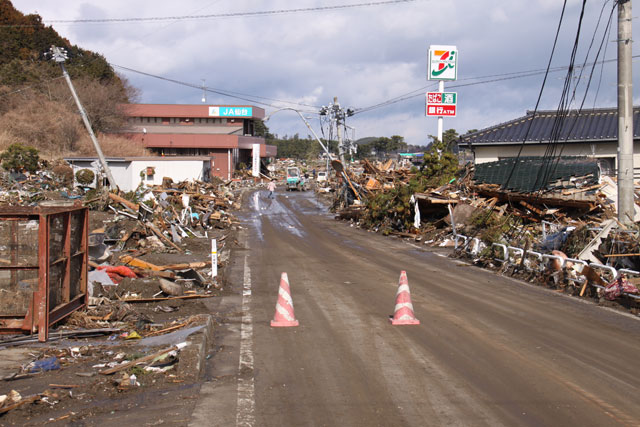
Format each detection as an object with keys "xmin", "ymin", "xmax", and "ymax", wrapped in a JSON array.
[
  {"xmin": 428, "ymin": 45, "xmax": 458, "ymax": 81},
  {"xmin": 211, "ymin": 239, "xmax": 217, "ymax": 278},
  {"xmin": 252, "ymin": 143, "xmax": 260, "ymax": 177}
]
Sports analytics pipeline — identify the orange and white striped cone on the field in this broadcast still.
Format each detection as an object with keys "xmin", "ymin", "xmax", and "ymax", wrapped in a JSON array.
[
  {"xmin": 389, "ymin": 271, "xmax": 420, "ymax": 325},
  {"xmin": 270, "ymin": 272, "xmax": 299, "ymax": 327}
]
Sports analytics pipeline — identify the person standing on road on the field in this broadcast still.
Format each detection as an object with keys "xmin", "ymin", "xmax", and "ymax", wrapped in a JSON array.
[{"xmin": 267, "ymin": 179, "xmax": 276, "ymax": 199}]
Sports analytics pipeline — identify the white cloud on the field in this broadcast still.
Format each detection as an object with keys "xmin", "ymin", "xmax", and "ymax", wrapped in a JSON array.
[
  {"xmin": 11, "ymin": 0, "xmax": 636, "ymax": 145},
  {"xmin": 490, "ymin": 8, "xmax": 508, "ymax": 24}
]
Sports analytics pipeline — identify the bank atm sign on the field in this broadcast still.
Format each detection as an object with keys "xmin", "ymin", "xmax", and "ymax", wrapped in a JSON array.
[{"xmin": 426, "ymin": 92, "xmax": 457, "ymax": 117}]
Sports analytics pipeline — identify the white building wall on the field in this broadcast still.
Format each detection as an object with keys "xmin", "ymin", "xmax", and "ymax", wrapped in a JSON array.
[
  {"xmin": 110, "ymin": 163, "xmax": 134, "ymax": 191},
  {"xmin": 128, "ymin": 160, "xmax": 207, "ymax": 190},
  {"xmin": 66, "ymin": 158, "xmax": 208, "ymax": 191}
]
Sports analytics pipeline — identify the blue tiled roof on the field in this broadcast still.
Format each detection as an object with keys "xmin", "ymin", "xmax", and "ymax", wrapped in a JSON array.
[{"xmin": 459, "ymin": 107, "xmax": 640, "ymax": 146}]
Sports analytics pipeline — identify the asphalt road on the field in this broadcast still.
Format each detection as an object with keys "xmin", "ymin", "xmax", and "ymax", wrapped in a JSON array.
[{"xmin": 192, "ymin": 187, "xmax": 640, "ymax": 427}]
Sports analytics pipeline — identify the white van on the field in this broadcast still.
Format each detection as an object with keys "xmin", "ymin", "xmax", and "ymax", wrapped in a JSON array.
[{"xmin": 316, "ymin": 171, "xmax": 327, "ymax": 182}]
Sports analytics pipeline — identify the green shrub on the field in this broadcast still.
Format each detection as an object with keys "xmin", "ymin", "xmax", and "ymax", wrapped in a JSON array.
[
  {"xmin": 0, "ymin": 143, "xmax": 40, "ymax": 173},
  {"xmin": 469, "ymin": 210, "xmax": 515, "ymax": 244},
  {"xmin": 75, "ymin": 168, "xmax": 95, "ymax": 185}
]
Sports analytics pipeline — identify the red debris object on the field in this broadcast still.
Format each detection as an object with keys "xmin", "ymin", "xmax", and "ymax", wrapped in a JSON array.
[
  {"xmin": 97, "ymin": 265, "xmax": 138, "ymax": 283},
  {"xmin": 604, "ymin": 276, "xmax": 639, "ymax": 301}
]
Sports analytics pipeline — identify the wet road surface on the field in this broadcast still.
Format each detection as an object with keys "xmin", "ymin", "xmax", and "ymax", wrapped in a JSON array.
[{"xmin": 192, "ymin": 188, "xmax": 640, "ymax": 426}]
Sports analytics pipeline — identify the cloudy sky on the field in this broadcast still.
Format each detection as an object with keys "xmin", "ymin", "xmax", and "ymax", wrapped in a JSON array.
[{"xmin": 12, "ymin": 0, "xmax": 639, "ymax": 145}]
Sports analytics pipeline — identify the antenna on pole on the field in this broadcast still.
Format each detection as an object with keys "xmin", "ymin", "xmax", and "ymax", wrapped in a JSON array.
[{"xmin": 201, "ymin": 79, "xmax": 207, "ymax": 103}]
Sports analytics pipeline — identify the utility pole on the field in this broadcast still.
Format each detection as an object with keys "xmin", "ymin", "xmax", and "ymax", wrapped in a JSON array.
[
  {"xmin": 333, "ymin": 97, "xmax": 346, "ymax": 164},
  {"xmin": 617, "ymin": 0, "xmax": 634, "ymax": 224},
  {"xmin": 437, "ymin": 80, "xmax": 444, "ymax": 143},
  {"xmin": 320, "ymin": 97, "xmax": 354, "ymax": 166},
  {"xmin": 48, "ymin": 46, "xmax": 117, "ymax": 190}
]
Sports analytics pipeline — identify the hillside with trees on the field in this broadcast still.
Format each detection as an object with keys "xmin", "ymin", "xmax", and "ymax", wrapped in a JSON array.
[{"xmin": 0, "ymin": 0, "xmax": 145, "ymax": 160}]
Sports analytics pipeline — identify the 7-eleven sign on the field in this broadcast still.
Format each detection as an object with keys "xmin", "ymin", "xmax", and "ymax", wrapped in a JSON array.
[{"xmin": 428, "ymin": 45, "xmax": 458, "ymax": 81}]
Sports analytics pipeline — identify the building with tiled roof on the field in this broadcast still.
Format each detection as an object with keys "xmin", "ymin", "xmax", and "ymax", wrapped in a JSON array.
[
  {"xmin": 458, "ymin": 107, "xmax": 640, "ymax": 178},
  {"xmin": 119, "ymin": 104, "xmax": 277, "ymax": 180}
]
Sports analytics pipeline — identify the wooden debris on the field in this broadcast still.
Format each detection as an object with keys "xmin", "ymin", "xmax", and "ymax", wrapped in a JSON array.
[
  {"xmin": 365, "ymin": 177, "xmax": 382, "ymax": 191},
  {"xmin": 145, "ymin": 221, "xmax": 183, "ymax": 252},
  {"xmin": 519, "ymin": 200, "xmax": 544, "ymax": 216},
  {"xmin": 144, "ymin": 321, "xmax": 192, "ymax": 338},
  {"xmin": 108, "ymin": 193, "xmax": 139, "ymax": 212},
  {"xmin": 99, "ymin": 345, "xmax": 181, "ymax": 375},
  {"xmin": 561, "ymin": 184, "xmax": 603, "ymax": 195},
  {"xmin": 0, "ymin": 394, "xmax": 40, "ymax": 414},
  {"xmin": 121, "ymin": 294, "xmax": 212, "ymax": 303},
  {"xmin": 119, "ymin": 256, "xmax": 163, "ymax": 271},
  {"xmin": 158, "ymin": 261, "xmax": 209, "ymax": 271},
  {"xmin": 603, "ymin": 253, "xmax": 640, "ymax": 257}
]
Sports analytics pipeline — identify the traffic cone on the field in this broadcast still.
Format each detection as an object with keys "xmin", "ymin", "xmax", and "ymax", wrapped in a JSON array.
[
  {"xmin": 389, "ymin": 271, "xmax": 420, "ymax": 325},
  {"xmin": 271, "ymin": 272, "xmax": 299, "ymax": 327}
]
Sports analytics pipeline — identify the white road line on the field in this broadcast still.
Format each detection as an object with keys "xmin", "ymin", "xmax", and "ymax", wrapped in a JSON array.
[{"xmin": 236, "ymin": 255, "xmax": 255, "ymax": 427}]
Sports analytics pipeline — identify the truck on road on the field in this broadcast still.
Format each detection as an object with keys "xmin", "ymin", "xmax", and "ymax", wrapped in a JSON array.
[{"xmin": 286, "ymin": 167, "xmax": 306, "ymax": 191}]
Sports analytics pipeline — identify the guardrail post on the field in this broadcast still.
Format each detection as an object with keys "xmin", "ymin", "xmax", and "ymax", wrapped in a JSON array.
[
  {"xmin": 507, "ymin": 246, "xmax": 524, "ymax": 266},
  {"xmin": 492, "ymin": 243, "xmax": 507, "ymax": 264},
  {"xmin": 564, "ymin": 258, "xmax": 588, "ymax": 285}
]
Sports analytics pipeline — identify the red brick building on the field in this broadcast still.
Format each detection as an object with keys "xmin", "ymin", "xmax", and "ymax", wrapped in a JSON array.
[{"xmin": 120, "ymin": 104, "xmax": 277, "ymax": 180}]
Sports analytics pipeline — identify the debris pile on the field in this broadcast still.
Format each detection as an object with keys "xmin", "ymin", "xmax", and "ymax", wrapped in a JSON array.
[
  {"xmin": 325, "ymin": 156, "xmax": 640, "ymax": 311},
  {"xmin": 0, "ymin": 313, "xmax": 208, "ymax": 418},
  {"xmin": 0, "ymin": 152, "xmax": 256, "ymax": 423},
  {"xmin": 0, "ymin": 163, "xmax": 80, "ymax": 206}
]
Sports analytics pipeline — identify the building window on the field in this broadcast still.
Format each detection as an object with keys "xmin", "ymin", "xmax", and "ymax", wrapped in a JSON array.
[{"xmin": 162, "ymin": 117, "xmax": 170, "ymax": 124}]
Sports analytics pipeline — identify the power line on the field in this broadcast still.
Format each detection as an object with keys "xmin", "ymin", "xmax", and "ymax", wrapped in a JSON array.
[
  {"xmin": 0, "ymin": 76, "xmax": 66, "ymax": 100},
  {"xmin": 28, "ymin": 0, "xmax": 422, "ymax": 25},
  {"xmin": 540, "ymin": 0, "xmax": 617, "ymax": 190},
  {"xmin": 352, "ymin": 54, "xmax": 636, "ymax": 115},
  {"xmin": 531, "ymin": 0, "xmax": 589, "ymax": 192},
  {"xmin": 112, "ymin": 63, "xmax": 320, "ymax": 111}
]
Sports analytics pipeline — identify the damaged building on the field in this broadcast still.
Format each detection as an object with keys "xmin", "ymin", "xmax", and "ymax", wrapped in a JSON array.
[
  {"xmin": 117, "ymin": 104, "xmax": 277, "ymax": 180},
  {"xmin": 459, "ymin": 107, "xmax": 640, "ymax": 179}
]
